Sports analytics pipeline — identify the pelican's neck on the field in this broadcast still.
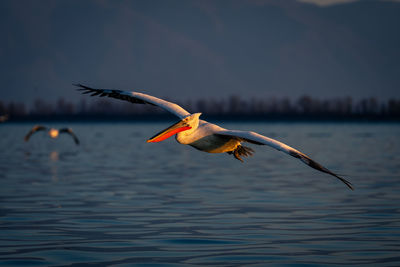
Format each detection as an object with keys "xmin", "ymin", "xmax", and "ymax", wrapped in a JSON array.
[
  {"xmin": 176, "ymin": 130, "xmax": 193, "ymax": 144},
  {"xmin": 175, "ymin": 113, "xmax": 202, "ymax": 144}
]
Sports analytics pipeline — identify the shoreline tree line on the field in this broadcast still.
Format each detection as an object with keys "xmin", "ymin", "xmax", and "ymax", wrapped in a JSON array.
[{"xmin": 1, "ymin": 95, "xmax": 400, "ymax": 121}]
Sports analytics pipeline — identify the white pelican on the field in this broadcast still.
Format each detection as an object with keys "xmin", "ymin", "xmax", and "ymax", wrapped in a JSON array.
[
  {"xmin": 0, "ymin": 114, "xmax": 8, "ymax": 123},
  {"xmin": 24, "ymin": 125, "xmax": 80, "ymax": 145},
  {"xmin": 76, "ymin": 84, "xmax": 353, "ymax": 190}
]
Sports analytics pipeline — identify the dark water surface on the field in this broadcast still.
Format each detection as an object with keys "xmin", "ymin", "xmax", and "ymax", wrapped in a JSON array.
[{"xmin": 1, "ymin": 122, "xmax": 399, "ymax": 266}]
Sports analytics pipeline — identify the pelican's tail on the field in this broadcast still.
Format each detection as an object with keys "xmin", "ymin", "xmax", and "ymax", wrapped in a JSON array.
[{"xmin": 228, "ymin": 145, "xmax": 254, "ymax": 162}]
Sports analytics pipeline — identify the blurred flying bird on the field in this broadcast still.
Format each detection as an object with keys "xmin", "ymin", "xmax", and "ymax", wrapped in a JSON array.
[
  {"xmin": 76, "ymin": 84, "xmax": 353, "ymax": 190},
  {"xmin": 24, "ymin": 125, "xmax": 80, "ymax": 145},
  {"xmin": 0, "ymin": 114, "xmax": 8, "ymax": 123}
]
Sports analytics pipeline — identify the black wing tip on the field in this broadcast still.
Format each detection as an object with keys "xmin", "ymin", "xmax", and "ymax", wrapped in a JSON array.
[
  {"xmin": 60, "ymin": 128, "xmax": 80, "ymax": 145},
  {"xmin": 300, "ymin": 154, "xmax": 354, "ymax": 191},
  {"xmin": 74, "ymin": 83, "xmax": 119, "ymax": 94},
  {"xmin": 73, "ymin": 138, "xmax": 80, "ymax": 145},
  {"xmin": 321, "ymin": 169, "xmax": 354, "ymax": 191},
  {"xmin": 334, "ymin": 174, "xmax": 354, "ymax": 191},
  {"xmin": 323, "ymin": 168, "xmax": 354, "ymax": 190},
  {"xmin": 74, "ymin": 83, "xmax": 94, "ymax": 92},
  {"xmin": 73, "ymin": 83, "xmax": 84, "ymax": 88},
  {"xmin": 73, "ymin": 83, "xmax": 87, "ymax": 87},
  {"xmin": 347, "ymin": 183, "xmax": 355, "ymax": 191}
]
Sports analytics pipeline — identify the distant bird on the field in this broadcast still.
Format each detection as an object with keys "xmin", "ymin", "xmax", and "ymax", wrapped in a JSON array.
[
  {"xmin": 24, "ymin": 125, "xmax": 80, "ymax": 145},
  {"xmin": 0, "ymin": 114, "xmax": 8, "ymax": 123},
  {"xmin": 76, "ymin": 84, "xmax": 353, "ymax": 190}
]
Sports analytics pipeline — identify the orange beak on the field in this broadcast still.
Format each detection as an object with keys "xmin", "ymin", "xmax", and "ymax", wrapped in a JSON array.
[{"xmin": 147, "ymin": 120, "xmax": 192, "ymax": 143}]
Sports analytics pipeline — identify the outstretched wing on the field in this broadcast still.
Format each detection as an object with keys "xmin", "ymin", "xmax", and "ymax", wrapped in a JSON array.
[
  {"xmin": 216, "ymin": 130, "xmax": 354, "ymax": 190},
  {"xmin": 24, "ymin": 125, "xmax": 48, "ymax": 142},
  {"xmin": 59, "ymin": 128, "xmax": 80, "ymax": 145},
  {"xmin": 75, "ymin": 84, "xmax": 191, "ymax": 119}
]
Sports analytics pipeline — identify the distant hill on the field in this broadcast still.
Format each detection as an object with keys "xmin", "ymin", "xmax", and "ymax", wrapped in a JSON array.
[
  {"xmin": 104, "ymin": 0, "xmax": 399, "ymax": 100},
  {"xmin": 1, "ymin": 0, "xmax": 399, "ymax": 102}
]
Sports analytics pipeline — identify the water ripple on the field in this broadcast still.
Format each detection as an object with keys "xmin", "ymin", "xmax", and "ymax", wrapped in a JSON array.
[{"xmin": 0, "ymin": 122, "xmax": 400, "ymax": 266}]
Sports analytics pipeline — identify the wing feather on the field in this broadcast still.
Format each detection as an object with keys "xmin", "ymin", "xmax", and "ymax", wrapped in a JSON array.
[
  {"xmin": 216, "ymin": 130, "xmax": 354, "ymax": 190},
  {"xmin": 75, "ymin": 84, "xmax": 191, "ymax": 119},
  {"xmin": 24, "ymin": 125, "xmax": 48, "ymax": 142},
  {"xmin": 59, "ymin": 128, "xmax": 80, "ymax": 145}
]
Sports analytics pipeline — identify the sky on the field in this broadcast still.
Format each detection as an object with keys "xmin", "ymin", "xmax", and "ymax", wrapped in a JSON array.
[{"xmin": 1, "ymin": 0, "xmax": 400, "ymax": 105}]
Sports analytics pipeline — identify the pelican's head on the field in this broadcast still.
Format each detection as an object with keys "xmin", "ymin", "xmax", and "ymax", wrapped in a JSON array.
[
  {"xmin": 147, "ymin": 113, "xmax": 202, "ymax": 143},
  {"xmin": 49, "ymin": 128, "xmax": 59, "ymax": 139}
]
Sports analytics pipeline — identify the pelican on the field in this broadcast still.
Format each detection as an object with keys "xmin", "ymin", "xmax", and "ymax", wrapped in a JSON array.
[
  {"xmin": 0, "ymin": 114, "xmax": 8, "ymax": 123},
  {"xmin": 24, "ymin": 125, "xmax": 80, "ymax": 145},
  {"xmin": 76, "ymin": 84, "xmax": 353, "ymax": 190}
]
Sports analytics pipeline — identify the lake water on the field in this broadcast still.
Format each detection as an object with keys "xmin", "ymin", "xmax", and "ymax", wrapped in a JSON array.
[{"xmin": 0, "ymin": 121, "xmax": 399, "ymax": 266}]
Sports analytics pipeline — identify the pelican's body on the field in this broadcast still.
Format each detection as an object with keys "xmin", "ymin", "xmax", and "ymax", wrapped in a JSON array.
[
  {"xmin": 76, "ymin": 84, "xmax": 353, "ymax": 190},
  {"xmin": 176, "ymin": 121, "xmax": 237, "ymax": 153},
  {"xmin": 48, "ymin": 128, "xmax": 60, "ymax": 138},
  {"xmin": 24, "ymin": 125, "xmax": 80, "ymax": 145}
]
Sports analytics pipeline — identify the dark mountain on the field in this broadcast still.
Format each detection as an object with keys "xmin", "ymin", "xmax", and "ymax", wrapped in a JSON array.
[{"xmin": 0, "ymin": 0, "xmax": 399, "ymax": 103}]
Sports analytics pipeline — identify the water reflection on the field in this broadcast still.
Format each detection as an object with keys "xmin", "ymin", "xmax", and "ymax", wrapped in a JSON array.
[
  {"xmin": 49, "ymin": 151, "xmax": 59, "ymax": 182},
  {"xmin": 50, "ymin": 150, "xmax": 59, "ymax": 162}
]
